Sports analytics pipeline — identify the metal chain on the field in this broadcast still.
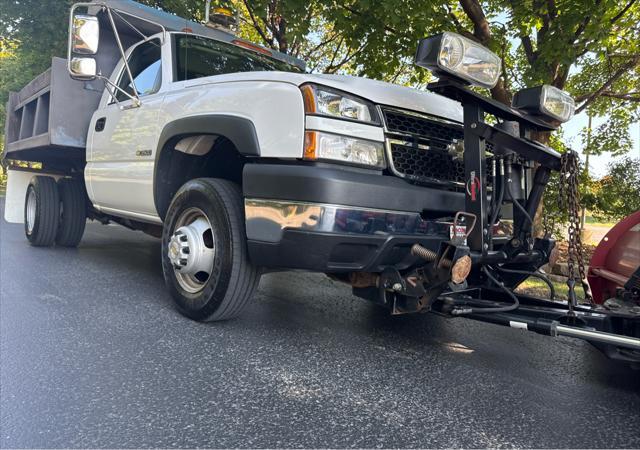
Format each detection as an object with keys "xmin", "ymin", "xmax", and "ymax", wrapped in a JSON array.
[{"xmin": 557, "ymin": 151, "xmax": 594, "ymax": 309}]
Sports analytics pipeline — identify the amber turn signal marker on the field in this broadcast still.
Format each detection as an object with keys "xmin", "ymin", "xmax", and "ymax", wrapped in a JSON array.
[
  {"xmin": 304, "ymin": 131, "xmax": 317, "ymax": 160},
  {"xmin": 231, "ymin": 40, "xmax": 272, "ymax": 56},
  {"xmin": 300, "ymin": 84, "xmax": 316, "ymax": 114}
]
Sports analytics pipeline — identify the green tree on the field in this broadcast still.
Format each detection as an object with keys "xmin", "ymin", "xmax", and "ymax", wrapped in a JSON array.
[
  {"xmin": 583, "ymin": 157, "xmax": 640, "ymax": 220},
  {"xmin": 0, "ymin": 1, "xmax": 75, "ymax": 135},
  {"xmin": 313, "ymin": 1, "xmax": 640, "ymax": 143}
]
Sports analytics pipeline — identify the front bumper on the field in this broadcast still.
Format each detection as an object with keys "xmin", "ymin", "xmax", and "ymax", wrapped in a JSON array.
[{"xmin": 243, "ymin": 163, "xmax": 469, "ymax": 272}]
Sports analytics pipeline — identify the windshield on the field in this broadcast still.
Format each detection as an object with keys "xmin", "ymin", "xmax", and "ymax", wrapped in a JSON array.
[{"xmin": 174, "ymin": 34, "xmax": 302, "ymax": 81}]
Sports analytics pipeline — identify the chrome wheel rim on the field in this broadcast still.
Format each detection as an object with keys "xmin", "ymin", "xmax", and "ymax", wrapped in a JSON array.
[
  {"xmin": 169, "ymin": 207, "xmax": 215, "ymax": 294},
  {"xmin": 26, "ymin": 189, "xmax": 36, "ymax": 235}
]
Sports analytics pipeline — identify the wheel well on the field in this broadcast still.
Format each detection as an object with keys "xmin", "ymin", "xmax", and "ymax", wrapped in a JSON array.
[{"xmin": 154, "ymin": 134, "xmax": 247, "ymax": 219}]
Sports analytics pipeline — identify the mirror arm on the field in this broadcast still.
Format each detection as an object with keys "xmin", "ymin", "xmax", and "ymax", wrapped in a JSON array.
[
  {"xmin": 102, "ymin": 79, "xmax": 120, "ymax": 106},
  {"xmin": 100, "ymin": 75, "xmax": 141, "ymax": 107},
  {"xmin": 105, "ymin": 6, "xmax": 141, "ymax": 105}
]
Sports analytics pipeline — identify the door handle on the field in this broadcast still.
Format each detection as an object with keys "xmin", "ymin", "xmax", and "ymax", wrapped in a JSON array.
[{"xmin": 95, "ymin": 117, "xmax": 106, "ymax": 132}]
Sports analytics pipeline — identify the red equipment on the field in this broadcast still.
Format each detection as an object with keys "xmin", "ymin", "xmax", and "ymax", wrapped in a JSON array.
[{"xmin": 588, "ymin": 211, "xmax": 640, "ymax": 304}]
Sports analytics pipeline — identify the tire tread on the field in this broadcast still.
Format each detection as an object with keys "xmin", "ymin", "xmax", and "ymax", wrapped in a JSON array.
[
  {"xmin": 200, "ymin": 179, "xmax": 260, "ymax": 321},
  {"xmin": 25, "ymin": 176, "xmax": 59, "ymax": 247},
  {"xmin": 55, "ymin": 178, "xmax": 86, "ymax": 247}
]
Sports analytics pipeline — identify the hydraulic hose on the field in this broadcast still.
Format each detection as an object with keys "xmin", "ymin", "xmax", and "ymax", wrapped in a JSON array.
[
  {"xmin": 452, "ymin": 266, "xmax": 520, "ymax": 315},
  {"xmin": 488, "ymin": 158, "xmax": 505, "ymax": 249},
  {"xmin": 489, "ymin": 171, "xmax": 504, "ymax": 228},
  {"xmin": 506, "ymin": 178, "xmax": 533, "ymax": 226},
  {"xmin": 495, "ymin": 266, "xmax": 555, "ymax": 300}
]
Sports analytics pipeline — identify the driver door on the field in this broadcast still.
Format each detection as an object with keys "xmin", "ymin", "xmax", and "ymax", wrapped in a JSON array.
[{"xmin": 87, "ymin": 38, "xmax": 165, "ymax": 221}]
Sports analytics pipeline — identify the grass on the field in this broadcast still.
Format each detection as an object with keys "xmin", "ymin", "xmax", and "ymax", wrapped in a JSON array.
[
  {"xmin": 584, "ymin": 216, "xmax": 617, "ymax": 227},
  {"xmin": 516, "ymin": 277, "xmax": 586, "ymax": 301}
]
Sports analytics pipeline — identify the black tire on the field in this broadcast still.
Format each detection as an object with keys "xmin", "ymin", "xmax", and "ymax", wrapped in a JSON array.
[
  {"xmin": 24, "ymin": 176, "xmax": 59, "ymax": 247},
  {"xmin": 55, "ymin": 178, "xmax": 87, "ymax": 247},
  {"xmin": 162, "ymin": 178, "xmax": 261, "ymax": 321}
]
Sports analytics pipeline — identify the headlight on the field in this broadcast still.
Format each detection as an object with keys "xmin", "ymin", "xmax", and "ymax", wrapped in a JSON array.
[
  {"xmin": 415, "ymin": 32, "xmax": 502, "ymax": 89},
  {"xmin": 512, "ymin": 85, "xmax": 575, "ymax": 123},
  {"xmin": 301, "ymin": 84, "xmax": 380, "ymax": 124},
  {"xmin": 304, "ymin": 131, "xmax": 385, "ymax": 168}
]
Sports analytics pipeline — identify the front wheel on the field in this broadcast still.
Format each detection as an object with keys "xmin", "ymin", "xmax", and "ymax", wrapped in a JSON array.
[{"xmin": 161, "ymin": 178, "xmax": 261, "ymax": 321}]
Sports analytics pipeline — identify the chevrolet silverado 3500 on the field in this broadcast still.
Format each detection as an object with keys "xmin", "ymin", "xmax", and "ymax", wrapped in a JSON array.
[{"xmin": 4, "ymin": 1, "xmax": 639, "ymax": 365}]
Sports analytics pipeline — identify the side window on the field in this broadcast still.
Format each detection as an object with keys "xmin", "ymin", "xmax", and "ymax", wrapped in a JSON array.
[{"xmin": 115, "ymin": 39, "xmax": 162, "ymax": 102}]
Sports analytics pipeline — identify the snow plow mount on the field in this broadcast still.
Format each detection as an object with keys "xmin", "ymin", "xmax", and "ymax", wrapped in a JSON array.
[
  {"xmin": 432, "ymin": 288, "xmax": 640, "ymax": 365},
  {"xmin": 412, "ymin": 79, "xmax": 640, "ymax": 365}
]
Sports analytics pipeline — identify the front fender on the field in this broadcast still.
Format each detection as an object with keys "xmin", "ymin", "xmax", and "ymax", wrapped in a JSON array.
[{"xmin": 155, "ymin": 114, "xmax": 261, "ymax": 157}]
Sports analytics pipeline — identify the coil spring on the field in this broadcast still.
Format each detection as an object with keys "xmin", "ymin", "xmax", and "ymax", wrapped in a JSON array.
[{"xmin": 411, "ymin": 244, "xmax": 437, "ymax": 262}]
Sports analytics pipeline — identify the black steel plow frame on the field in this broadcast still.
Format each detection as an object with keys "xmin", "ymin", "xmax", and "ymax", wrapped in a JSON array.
[
  {"xmin": 426, "ymin": 80, "xmax": 640, "ymax": 364},
  {"xmin": 432, "ymin": 289, "xmax": 640, "ymax": 364}
]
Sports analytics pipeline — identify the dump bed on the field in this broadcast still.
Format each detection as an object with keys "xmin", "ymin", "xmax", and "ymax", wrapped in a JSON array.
[{"xmin": 3, "ymin": 57, "xmax": 102, "ymax": 165}]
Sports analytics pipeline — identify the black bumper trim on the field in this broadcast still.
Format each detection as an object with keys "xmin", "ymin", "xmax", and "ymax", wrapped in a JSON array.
[
  {"xmin": 248, "ymin": 230, "xmax": 447, "ymax": 272},
  {"xmin": 243, "ymin": 163, "xmax": 465, "ymax": 214}
]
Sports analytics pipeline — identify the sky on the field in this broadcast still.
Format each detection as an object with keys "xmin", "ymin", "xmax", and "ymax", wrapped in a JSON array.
[{"xmin": 561, "ymin": 112, "xmax": 640, "ymax": 177}]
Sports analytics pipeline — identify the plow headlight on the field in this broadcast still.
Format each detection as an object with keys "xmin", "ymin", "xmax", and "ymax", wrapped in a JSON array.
[
  {"xmin": 415, "ymin": 32, "xmax": 501, "ymax": 89},
  {"xmin": 512, "ymin": 85, "xmax": 575, "ymax": 123}
]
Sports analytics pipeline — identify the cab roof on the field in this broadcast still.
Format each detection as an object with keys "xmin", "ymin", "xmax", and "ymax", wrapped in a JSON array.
[{"xmin": 87, "ymin": 0, "xmax": 305, "ymax": 71}]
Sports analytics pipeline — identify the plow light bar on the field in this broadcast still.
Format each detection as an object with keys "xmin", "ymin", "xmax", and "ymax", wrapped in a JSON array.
[
  {"xmin": 512, "ymin": 85, "xmax": 575, "ymax": 123},
  {"xmin": 415, "ymin": 32, "xmax": 501, "ymax": 89}
]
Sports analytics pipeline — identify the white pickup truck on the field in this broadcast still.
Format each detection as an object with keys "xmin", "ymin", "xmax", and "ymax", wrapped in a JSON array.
[
  {"xmin": 2, "ymin": 0, "xmax": 565, "ymax": 323},
  {"xmin": 4, "ymin": 0, "xmax": 474, "ymax": 321},
  {"xmin": 6, "ymin": 0, "xmax": 640, "ymax": 367}
]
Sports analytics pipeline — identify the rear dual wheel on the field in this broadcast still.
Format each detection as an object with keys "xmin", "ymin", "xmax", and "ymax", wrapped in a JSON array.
[{"xmin": 24, "ymin": 176, "xmax": 86, "ymax": 247}]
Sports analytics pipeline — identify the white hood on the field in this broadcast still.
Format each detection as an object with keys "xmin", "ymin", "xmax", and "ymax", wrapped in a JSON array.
[
  {"xmin": 302, "ymin": 73, "xmax": 463, "ymax": 123},
  {"xmin": 184, "ymin": 71, "xmax": 463, "ymax": 123}
]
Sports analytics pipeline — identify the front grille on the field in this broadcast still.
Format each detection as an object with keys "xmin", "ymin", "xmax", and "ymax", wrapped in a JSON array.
[
  {"xmin": 384, "ymin": 109, "xmax": 464, "ymax": 144},
  {"xmin": 382, "ymin": 107, "xmax": 492, "ymax": 189},
  {"xmin": 389, "ymin": 141, "xmax": 467, "ymax": 185}
]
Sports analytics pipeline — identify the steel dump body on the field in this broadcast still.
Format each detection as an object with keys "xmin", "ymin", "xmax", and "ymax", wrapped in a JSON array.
[{"xmin": 3, "ymin": 58, "xmax": 101, "ymax": 165}]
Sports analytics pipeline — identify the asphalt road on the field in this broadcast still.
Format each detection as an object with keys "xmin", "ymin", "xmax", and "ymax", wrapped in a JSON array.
[{"xmin": 1, "ymin": 205, "xmax": 639, "ymax": 448}]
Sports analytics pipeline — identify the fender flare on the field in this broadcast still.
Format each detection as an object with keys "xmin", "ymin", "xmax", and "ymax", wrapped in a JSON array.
[
  {"xmin": 153, "ymin": 114, "xmax": 260, "ymax": 219},
  {"xmin": 155, "ymin": 114, "xmax": 261, "ymax": 158}
]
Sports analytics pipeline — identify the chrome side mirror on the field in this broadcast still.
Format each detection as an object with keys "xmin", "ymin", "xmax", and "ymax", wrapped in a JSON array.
[
  {"xmin": 68, "ymin": 9, "xmax": 99, "ymax": 80},
  {"xmin": 69, "ymin": 56, "xmax": 97, "ymax": 79},
  {"xmin": 72, "ymin": 14, "xmax": 100, "ymax": 54}
]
